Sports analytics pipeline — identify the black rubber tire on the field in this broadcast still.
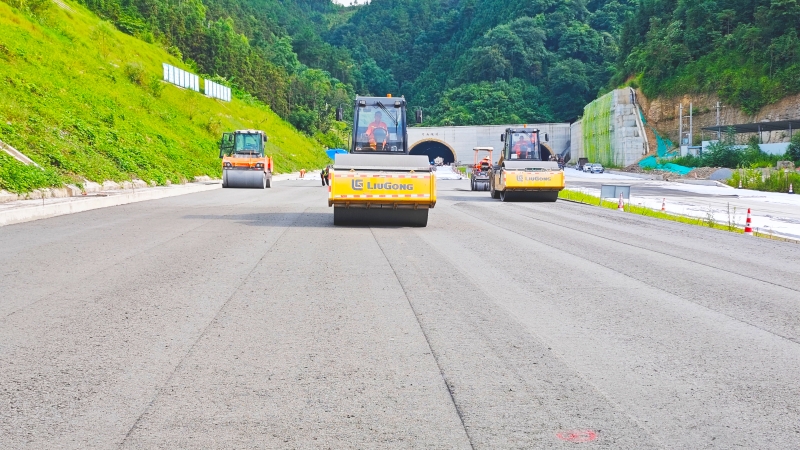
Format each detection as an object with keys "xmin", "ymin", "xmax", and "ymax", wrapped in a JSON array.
[
  {"xmin": 490, "ymin": 180, "xmax": 500, "ymax": 199},
  {"xmin": 500, "ymin": 190, "xmax": 510, "ymax": 202},
  {"xmin": 333, "ymin": 207, "xmax": 428, "ymax": 227}
]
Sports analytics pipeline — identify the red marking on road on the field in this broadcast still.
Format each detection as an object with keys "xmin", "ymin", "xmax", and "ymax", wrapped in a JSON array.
[{"xmin": 556, "ymin": 430, "xmax": 597, "ymax": 443}]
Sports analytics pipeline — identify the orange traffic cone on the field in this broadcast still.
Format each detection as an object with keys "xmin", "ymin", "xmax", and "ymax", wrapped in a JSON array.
[
  {"xmin": 617, "ymin": 193, "xmax": 624, "ymax": 211},
  {"xmin": 661, "ymin": 198, "xmax": 666, "ymax": 211},
  {"xmin": 744, "ymin": 208, "xmax": 753, "ymax": 235}
]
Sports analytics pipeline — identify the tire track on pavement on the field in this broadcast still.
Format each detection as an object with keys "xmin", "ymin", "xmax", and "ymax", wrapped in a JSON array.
[
  {"xmin": 370, "ymin": 228, "xmax": 476, "ymax": 450},
  {"xmin": 454, "ymin": 202, "xmax": 800, "ymax": 346},
  {"xmin": 119, "ymin": 209, "xmax": 307, "ymax": 447}
]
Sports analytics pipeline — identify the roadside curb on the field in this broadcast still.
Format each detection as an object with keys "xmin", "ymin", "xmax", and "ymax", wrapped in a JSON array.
[
  {"xmin": 606, "ymin": 170, "xmax": 664, "ymax": 180},
  {"xmin": 0, "ymin": 182, "xmax": 221, "ymax": 227}
]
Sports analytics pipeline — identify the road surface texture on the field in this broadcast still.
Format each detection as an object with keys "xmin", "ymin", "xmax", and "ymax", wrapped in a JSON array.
[{"xmin": 2, "ymin": 178, "xmax": 799, "ymax": 449}]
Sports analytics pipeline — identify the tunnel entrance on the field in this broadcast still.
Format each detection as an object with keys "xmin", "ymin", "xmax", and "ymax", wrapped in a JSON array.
[
  {"xmin": 541, "ymin": 144, "xmax": 554, "ymax": 161},
  {"xmin": 409, "ymin": 140, "xmax": 456, "ymax": 165}
]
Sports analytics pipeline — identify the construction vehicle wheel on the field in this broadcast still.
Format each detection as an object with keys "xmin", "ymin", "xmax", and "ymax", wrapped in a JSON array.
[
  {"xmin": 491, "ymin": 182, "xmax": 500, "ymax": 199},
  {"xmin": 470, "ymin": 179, "xmax": 475, "ymax": 191},
  {"xmin": 265, "ymin": 176, "xmax": 271, "ymax": 188},
  {"xmin": 333, "ymin": 207, "xmax": 428, "ymax": 227},
  {"xmin": 260, "ymin": 174, "xmax": 267, "ymax": 189},
  {"xmin": 500, "ymin": 190, "xmax": 510, "ymax": 202}
]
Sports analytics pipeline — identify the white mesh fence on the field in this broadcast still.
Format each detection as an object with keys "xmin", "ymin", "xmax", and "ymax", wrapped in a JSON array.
[
  {"xmin": 162, "ymin": 63, "xmax": 199, "ymax": 91},
  {"xmin": 204, "ymin": 79, "xmax": 231, "ymax": 102}
]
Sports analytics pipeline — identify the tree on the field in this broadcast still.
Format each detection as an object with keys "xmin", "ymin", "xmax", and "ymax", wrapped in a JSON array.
[
  {"xmin": 548, "ymin": 59, "xmax": 589, "ymax": 120},
  {"xmin": 787, "ymin": 133, "xmax": 800, "ymax": 163}
]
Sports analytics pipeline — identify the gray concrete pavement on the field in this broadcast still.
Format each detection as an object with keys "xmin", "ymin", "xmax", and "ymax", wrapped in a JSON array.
[{"xmin": 2, "ymin": 178, "xmax": 799, "ymax": 448}]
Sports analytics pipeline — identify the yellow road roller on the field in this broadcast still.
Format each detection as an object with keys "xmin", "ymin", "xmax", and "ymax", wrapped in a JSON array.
[
  {"xmin": 328, "ymin": 96, "xmax": 435, "ymax": 226},
  {"xmin": 489, "ymin": 127, "xmax": 564, "ymax": 202},
  {"xmin": 219, "ymin": 130, "xmax": 273, "ymax": 189}
]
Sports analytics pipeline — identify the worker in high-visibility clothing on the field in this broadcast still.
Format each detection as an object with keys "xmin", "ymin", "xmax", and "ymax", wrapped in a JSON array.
[
  {"xmin": 365, "ymin": 111, "xmax": 389, "ymax": 150},
  {"xmin": 513, "ymin": 133, "xmax": 539, "ymax": 159},
  {"xmin": 477, "ymin": 156, "xmax": 491, "ymax": 171}
]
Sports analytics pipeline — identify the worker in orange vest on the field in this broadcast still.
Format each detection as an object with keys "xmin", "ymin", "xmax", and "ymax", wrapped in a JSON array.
[{"xmin": 365, "ymin": 111, "xmax": 389, "ymax": 150}]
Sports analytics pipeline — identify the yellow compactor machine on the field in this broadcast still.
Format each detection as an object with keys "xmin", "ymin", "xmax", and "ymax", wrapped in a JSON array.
[
  {"xmin": 328, "ymin": 96, "xmax": 435, "ymax": 226},
  {"xmin": 489, "ymin": 127, "xmax": 565, "ymax": 202}
]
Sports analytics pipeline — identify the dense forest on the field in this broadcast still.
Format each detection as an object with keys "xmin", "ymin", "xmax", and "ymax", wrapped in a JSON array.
[
  {"xmin": 327, "ymin": 0, "xmax": 635, "ymax": 123},
  {"xmin": 617, "ymin": 0, "xmax": 800, "ymax": 115},
  {"xmin": 70, "ymin": 0, "xmax": 800, "ymax": 128}
]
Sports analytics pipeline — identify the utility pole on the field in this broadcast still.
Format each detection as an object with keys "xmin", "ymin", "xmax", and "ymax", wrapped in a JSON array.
[
  {"xmin": 678, "ymin": 103, "xmax": 683, "ymax": 149},
  {"xmin": 715, "ymin": 102, "xmax": 725, "ymax": 140},
  {"xmin": 689, "ymin": 102, "xmax": 693, "ymax": 148}
]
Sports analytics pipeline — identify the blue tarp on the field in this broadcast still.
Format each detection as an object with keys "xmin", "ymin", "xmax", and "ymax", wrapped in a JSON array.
[
  {"xmin": 325, "ymin": 148, "xmax": 348, "ymax": 160},
  {"xmin": 638, "ymin": 156, "xmax": 693, "ymax": 175},
  {"xmin": 639, "ymin": 110, "xmax": 676, "ymax": 157}
]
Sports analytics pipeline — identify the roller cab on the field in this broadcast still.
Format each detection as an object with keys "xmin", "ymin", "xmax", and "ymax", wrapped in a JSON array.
[
  {"xmin": 219, "ymin": 130, "xmax": 273, "ymax": 189},
  {"xmin": 329, "ymin": 96, "xmax": 434, "ymax": 226},
  {"xmin": 490, "ymin": 128, "xmax": 564, "ymax": 202}
]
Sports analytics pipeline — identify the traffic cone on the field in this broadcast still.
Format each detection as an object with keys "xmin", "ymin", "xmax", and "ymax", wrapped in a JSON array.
[
  {"xmin": 790, "ymin": 183, "xmax": 794, "ymax": 194},
  {"xmin": 744, "ymin": 208, "xmax": 753, "ymax": 235},
  {"xmin": 738, "ymin": 179, "xmax": 742, "ymax": 189},
  {"xmin": 661, "ymin": 198, "xmax": 666, "ymax": 211},
  {"xmin": 618, "ymin": 193, "xmax": 624, "ymax": 211}
]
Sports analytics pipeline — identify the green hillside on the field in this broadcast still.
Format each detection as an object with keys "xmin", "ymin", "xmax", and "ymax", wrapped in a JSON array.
[
  {"xmin": 325, "ymin": 0, "xmax": 636, "ymax": 124},
  {"xmin": 616, "ymin": 0, "xmax": 800, "ymax": 114},
  {"xmin": 69, "ymin": 0, "xmax": 636, "ymax": 126},
  {"xmin": 0, "ymin": 0, "xmax": 328, "ymax": 193}
]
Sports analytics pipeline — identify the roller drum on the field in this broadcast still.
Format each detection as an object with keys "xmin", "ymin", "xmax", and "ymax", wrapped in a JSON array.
[
  {"xmin": 333, "ymin": 207, "xmax": 428, "ymax": 227},
  {"xmin": 500, "ymin": 191, "xmax": 558, "ymax": 202},
  {"xmin": 223, "ymin": 170, "xmax": 267, "ymax": 189}
]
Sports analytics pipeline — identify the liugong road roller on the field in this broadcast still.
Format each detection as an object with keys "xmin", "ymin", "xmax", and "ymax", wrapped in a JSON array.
[
  {"xmin": 219, "ymin": 130, "xmax": 273, "ymax": 189},
  {"xmin": 328, "ymin": 95, "xmax": 435, "ymax": 227},
  {"xmin": 489, "ymin": 127, "xmax": 564, "ymax": 202}
]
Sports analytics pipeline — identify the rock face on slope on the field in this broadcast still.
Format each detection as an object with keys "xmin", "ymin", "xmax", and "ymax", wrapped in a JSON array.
[{"xmin": 636, "ymin": 90, "xmax": 800, "ymax": 146}]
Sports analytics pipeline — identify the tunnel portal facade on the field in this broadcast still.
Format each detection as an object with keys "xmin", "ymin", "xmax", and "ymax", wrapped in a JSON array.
[{"xmin": 407, "ymin": 124, "xmax": 571, "ymax": 165}]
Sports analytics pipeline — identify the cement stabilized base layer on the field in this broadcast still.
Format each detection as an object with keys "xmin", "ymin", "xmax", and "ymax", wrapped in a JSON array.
[{"xmin": 2, "ymin": 178, "xmax": 799, "ymax": 448}]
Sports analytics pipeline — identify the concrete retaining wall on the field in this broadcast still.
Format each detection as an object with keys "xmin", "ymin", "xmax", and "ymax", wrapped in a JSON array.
[{"xmin": 571, "ymin": 89, "xmax": 648, "ymax": 167}]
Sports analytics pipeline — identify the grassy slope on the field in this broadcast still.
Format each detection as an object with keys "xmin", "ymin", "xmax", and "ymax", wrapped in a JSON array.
[{"xmin": 0, "ymin": 0, "xmax": 328, "ymax": 193}]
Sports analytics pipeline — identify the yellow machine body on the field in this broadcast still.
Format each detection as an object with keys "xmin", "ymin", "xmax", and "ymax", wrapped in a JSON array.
[
  {"xmin": 329, "ymin": 170, "xmax": 436, "ymax": 208},
  {"xmin": 490, "ymin": 127, "xmax": 565, "ymax": 202},
  {"xmin": 495, "ymin": 168, "xmax": 565, "ymax": 191}
]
